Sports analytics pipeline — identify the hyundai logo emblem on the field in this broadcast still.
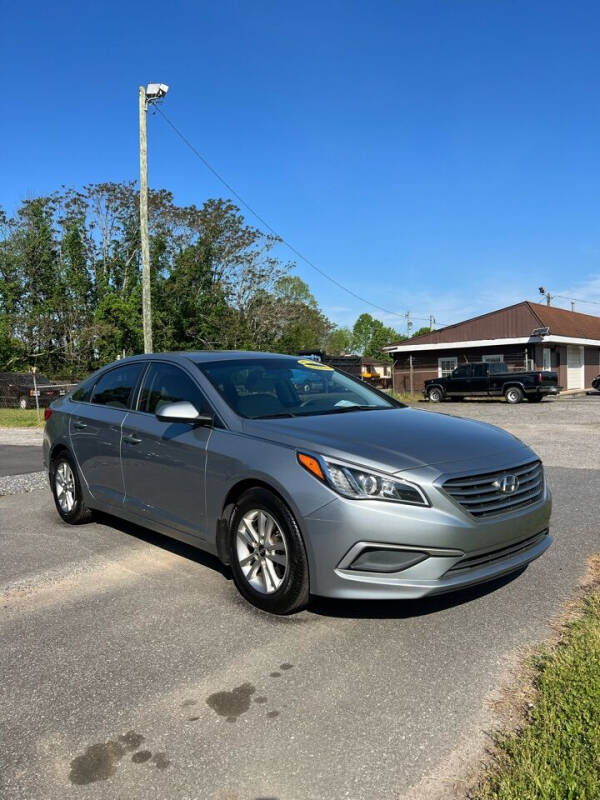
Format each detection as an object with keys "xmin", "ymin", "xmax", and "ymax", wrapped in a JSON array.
[{"xmin": 493, "ymin": 474, "xmax": 520, "ymax": 494}]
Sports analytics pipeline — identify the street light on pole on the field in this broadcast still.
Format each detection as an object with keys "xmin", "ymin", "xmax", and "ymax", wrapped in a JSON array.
[{"xmin": 139, "ymin": 83, "xmax": 169, "ymax": 353}]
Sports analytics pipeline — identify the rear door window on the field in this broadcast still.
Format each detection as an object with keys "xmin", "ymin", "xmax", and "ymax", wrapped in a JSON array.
[
  {"xmin": 90, "ymin": 364, "xmax": 145, "ymax": 409},
  {"xmin": 138, "ymin": 362, "xmax": 209, "ymax": 415}
]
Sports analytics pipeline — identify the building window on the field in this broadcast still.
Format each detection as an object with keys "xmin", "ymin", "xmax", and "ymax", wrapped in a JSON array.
[
  {"xmin": 543, "ymin": 348, "xmax": 551, "ymax": 371},
  {"xmin": 482, "ymin": 354, "xmax": 504, "ymax": 363},
  {"xmin": 438, "ymin": 357, "xmax": 457, "ymax": 377}
]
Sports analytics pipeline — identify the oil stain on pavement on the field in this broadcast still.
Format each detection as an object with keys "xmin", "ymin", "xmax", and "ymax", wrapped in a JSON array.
[
  {"xmin": 206, "ymin": 682, "xmax": 256, "ymax": 722},
  {"xmin": 205, "ymin": 665, "xmax": 293, "ymax": 723},
  {"xmin": 69, "ymin": 731, "xmax": 169, "ymax": 784}
]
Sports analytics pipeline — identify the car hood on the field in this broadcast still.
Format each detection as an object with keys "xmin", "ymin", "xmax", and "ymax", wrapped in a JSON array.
[{"xmin": 242, "ymin": 407, "xmax": 534, "ymax": 474}]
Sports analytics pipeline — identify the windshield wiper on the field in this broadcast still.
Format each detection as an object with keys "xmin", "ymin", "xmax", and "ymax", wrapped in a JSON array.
[
  {"xmin": 251, "ymin": 411, "xmax": 296, "ymax": 419},
  {"xmin": 313, "ymin": 405, "xmax": 389, "ymax": 415}
]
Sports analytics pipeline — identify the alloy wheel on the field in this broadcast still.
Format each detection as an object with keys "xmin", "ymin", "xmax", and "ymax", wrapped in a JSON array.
[
  {"xmin": 235, "ymin": 509, "xmax": 288, "ymax": 594},
  {"xmin": 55, "ymin": 461, "xmax": 76, "ymax": 513}
]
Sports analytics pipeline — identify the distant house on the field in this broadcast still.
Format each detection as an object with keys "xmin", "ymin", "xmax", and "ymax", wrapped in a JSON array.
[
  {"xmin": 297, "ymin": 350, "xmax": 392, "ymax": 388},
  {"xmin": 360, "ymin": 358, "xmax": 392, "ymax": 388},
  {"xmin": 384, "ymin": 301, "xmax": 600, "ymax": 393}
]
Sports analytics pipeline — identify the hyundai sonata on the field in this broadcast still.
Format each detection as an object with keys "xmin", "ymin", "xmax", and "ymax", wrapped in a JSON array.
[{"xmin": 43, "ymin": 352, "xmax": 552, "ymax": 613}]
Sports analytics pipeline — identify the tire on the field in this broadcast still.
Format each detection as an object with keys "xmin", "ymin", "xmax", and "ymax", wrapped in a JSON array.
[
  {"xmin": 428, "ymin": 387, "xmax": 443, "ymax": 403},
  {"xmin": 229, "ymin": 488, "xmax": 309, "ymax": 614},
  {"xmin": 505, "ymin": 386, "xmax": 524, "ymax": 404},
  {"xmin": 50, "ymin": 450, "xmax": 93, "ymax": 524},
  {"xmin": 18, "ymin": 396, "xmax": 29, "ymax": 410}
]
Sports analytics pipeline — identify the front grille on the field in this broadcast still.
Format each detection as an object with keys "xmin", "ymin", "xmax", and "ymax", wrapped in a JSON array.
[
  {"xmin": 446, "ymin": 530, "xmax": 548, "ymax": 574},
  {"xmin": 442, "ymin": 460, "xmax": 544, "ymax": 518}
]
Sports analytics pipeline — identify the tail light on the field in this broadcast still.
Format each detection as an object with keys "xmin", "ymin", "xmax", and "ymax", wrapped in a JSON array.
[
  {"xmin": 537, "ymin": 372, "xmax": 543, "ymax": 384},
  {"xmin": 44, "ymin": 408, "xmax": 53, "ymax": 422}
]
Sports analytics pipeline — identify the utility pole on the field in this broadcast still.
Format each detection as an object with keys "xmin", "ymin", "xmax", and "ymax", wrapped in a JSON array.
[
  {"xmin": 429, "ymin": 314, "xmax": 435, "ymax": 331},
  {"xmin": 31, "ymin": 366, "xmax": 40, "ymax": 425},
  {"xmin": 571, "ymin": 300, "xmax": 575, "ymax": 312},
  {"xmin": 138, "ymin": 83, "xmax": 169, "ymax": 354},
  {"xmin": 139, "ymin": 86, "xmax": 152, "ymax": 353},
  {"xmin": 405, "ymin": 311, "xmax": 412, "ymax": 337},
  {"xmin": 538, "ymin": 286, "xmax": 552, "ymax": 306}
]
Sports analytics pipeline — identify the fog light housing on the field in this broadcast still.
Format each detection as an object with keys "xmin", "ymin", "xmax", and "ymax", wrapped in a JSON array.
[{"xmin": 349, "ymin": 548, "xmax": 428, "ymax": 573}]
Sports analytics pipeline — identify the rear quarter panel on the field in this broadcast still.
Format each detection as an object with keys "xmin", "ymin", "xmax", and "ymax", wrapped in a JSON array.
[{"xmin": 42, "ymin": 398, "xmax": 71, "ymax": 469}]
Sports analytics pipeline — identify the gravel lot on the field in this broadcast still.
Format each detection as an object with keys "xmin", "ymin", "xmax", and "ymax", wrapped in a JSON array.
[{"xmin": 1, "ymin": 397, "xmax": 598, "ymax": 800}]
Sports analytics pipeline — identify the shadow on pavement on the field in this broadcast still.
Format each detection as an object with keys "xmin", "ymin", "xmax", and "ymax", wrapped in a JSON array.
[
  {"xmin": 92, "ymin": 510, "xmax": 526, "ymax": 620},
  {"xmin": 93, "ymin": 510, "xmax": 233, "ymax": 581}
]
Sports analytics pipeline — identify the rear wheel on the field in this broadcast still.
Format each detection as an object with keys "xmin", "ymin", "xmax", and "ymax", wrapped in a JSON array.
[
  {"xmin": 50, "ymin": 451, "xmax": 93, "ymax": 524},
  {"xmin": 428, "ymin": 387, "xmax": 443, "ymax": 403},
  {"xmin": 229, "ymin": 488, "xmax": 309, "ymax": 614},
  {"xmin": 505, "ymin": 386, "xmax": 524, "ymax": 404}
]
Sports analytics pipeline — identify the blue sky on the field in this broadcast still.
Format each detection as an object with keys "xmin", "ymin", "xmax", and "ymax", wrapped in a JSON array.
[{"xmin": 2, "ymin": 0, "xmax": 600, "ymax": 333}]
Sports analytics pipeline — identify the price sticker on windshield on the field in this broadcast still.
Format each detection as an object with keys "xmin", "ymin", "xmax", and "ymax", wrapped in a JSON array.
[{"xmin": 297, "ymin": 359, "xmax": 334, "ymax": 371}]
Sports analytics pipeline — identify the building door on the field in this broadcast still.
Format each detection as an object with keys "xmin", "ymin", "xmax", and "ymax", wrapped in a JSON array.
[{"xmin": 567, "ymin": 345, "xmax": 584, "ymax": 389}]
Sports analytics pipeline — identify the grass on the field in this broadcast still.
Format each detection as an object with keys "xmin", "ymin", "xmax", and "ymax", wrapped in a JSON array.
[
  {"xmin": 0, "ymin": 408, "xmax": 44, "ymax": 427},
  {"xmin": 389, "ymin": 390, "xmax": 424, "ymax": 405},
  {"xmin": 473, "ymin": 564, "xmax": 600, "ymax": 800}
]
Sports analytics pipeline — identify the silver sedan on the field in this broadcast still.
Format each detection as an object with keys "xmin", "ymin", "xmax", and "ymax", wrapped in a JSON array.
[{"xmin": 43, "ymin": 352, "xmax": 552, "ymax": 613}]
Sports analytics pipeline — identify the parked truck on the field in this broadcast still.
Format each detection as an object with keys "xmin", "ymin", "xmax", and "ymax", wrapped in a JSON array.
[{"xmin": 424, "ymin": 362, "xmax": 560, "ymax": 404}]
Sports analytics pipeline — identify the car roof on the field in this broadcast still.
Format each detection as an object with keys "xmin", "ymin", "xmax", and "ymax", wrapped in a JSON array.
[{"xmin": 101, "ymin": 351, "xmax": 303, "ymax": 369}]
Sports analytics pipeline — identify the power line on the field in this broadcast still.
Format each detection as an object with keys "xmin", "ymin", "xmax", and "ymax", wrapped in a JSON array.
[
  {"xmin": 553, "ymin": 294, "xmax": 600, "ymax": 308},
  {"xmin": 155, "ymin": 106, "xmax": 439, "ymax": 325}
]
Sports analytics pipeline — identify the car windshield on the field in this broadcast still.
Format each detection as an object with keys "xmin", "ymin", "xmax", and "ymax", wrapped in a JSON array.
[{"xmin": 196, "ymin": 357, "xmax": 400, "ymax": 419}]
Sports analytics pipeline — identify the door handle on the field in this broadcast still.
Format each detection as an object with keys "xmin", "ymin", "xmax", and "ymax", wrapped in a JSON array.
[
  {"xmin": 73, "ymin": 421, "xmax": 87, "ymax": 430},
  {"xmin": 123, "ymin": 433, "xmax": 142, "ymax": 445}
]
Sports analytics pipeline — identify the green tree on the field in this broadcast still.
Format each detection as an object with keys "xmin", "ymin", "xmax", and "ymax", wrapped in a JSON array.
[
  {"xmin": 351, "ymin": 313, "xmax": 402, "ymax": 358},
  {"xmin": 326, "ymin": 326, "xmax": 353, "ymax": 355},
  {"xmin": 0, "ymin": 185, "xmax": 334, "ymax": 376},
  {"xmin": 412, "ymin": 326, "xmax": 432, "ymax": 338}
]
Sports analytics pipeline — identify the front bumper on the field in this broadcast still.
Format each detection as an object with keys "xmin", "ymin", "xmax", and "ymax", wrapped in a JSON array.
[{"xmin": 302, "ymin": 474, "xmax": 552, "ymax": 599}]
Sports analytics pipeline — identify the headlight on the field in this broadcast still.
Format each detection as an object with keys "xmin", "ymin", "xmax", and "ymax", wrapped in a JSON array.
[{"xmin": 297, "ymin": 452, "xmax": 429, "ymax": 506}]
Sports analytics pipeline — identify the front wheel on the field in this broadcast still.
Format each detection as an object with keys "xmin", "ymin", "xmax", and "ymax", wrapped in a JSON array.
[
  {"xmin": 505, "ymin": 386, "xmax": 524, "ymax": 404},
  {"xmin": 229, "ymin": 488, "xmax": 309, "ymax": 614},
  {"xmin": 428, "ymin": 387, "xmax": 443, "ymax": 403},
  {"xmin": 50, "ymin": 451, "xmax": 93, "ymax": 524}
]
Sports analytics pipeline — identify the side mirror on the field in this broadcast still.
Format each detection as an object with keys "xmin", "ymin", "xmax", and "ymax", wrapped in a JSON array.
[{"xmin": 155, "ymin": 400, "xmax": 213, "ymax": 426}]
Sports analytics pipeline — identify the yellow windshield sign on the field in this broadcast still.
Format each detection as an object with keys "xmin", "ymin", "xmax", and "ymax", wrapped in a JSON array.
[{"xmin": 297, "ymin": 359, "xmax": 334, "ymax": 371}]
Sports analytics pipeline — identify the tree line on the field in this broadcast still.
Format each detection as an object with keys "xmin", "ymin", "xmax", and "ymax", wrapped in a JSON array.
[{"xmin": 0, "ymin": 182, "xmax": 405, "ymax": 380}]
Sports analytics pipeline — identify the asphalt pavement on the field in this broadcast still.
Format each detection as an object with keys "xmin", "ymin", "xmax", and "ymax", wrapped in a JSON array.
[
  {"xmin": 1, "ymin": 399, "xmax": 599, "ymax": 800},
  {"xmin": 0, "ymin": 445, "xmax": 43, "ymax": 476}
]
